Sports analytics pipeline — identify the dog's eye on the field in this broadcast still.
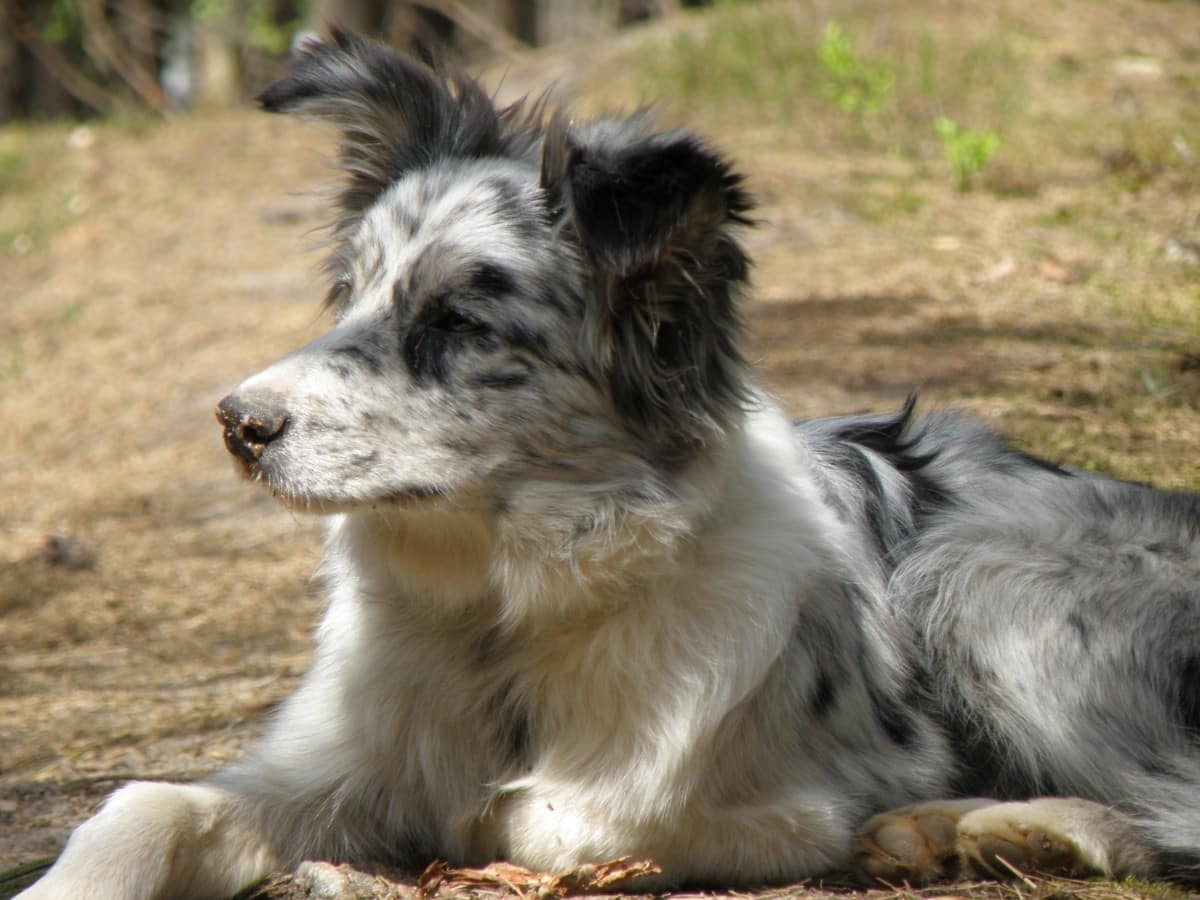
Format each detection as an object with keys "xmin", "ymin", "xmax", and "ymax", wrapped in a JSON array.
[
  {"xmin": 326, "ymin": 277, "xmax": 353, "ymax": 309},
  {"xmin": 434, "ymin": 309, "xmax": 486, "ymax": 336}
]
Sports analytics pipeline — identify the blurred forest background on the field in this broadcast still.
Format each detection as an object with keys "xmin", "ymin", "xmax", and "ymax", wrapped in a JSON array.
[{"xmin": 1, "ymin": 0, "xmax": 704, "ymax": 121}]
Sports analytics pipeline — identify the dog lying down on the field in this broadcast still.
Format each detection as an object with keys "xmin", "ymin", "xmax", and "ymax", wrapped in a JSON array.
[{"xmin": 21, "ymin": 30, "xmax": 1200, "ymax": 900}]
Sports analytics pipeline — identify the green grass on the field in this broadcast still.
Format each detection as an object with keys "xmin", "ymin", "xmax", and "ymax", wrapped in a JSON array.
[
  {"xmin": 933, "ymin": 117, "xmax": 998, "ymax": 190},
  {"xmin": 816, "ymin": 21, "xmax": 894, "ymax": 119},
  {"xmin": 639, "ymin": 4, "xmax": 823, "ymax": 121},
  {"xmin": 637, "ymin": 4, "xmax": 1021, "ymax": 153}
]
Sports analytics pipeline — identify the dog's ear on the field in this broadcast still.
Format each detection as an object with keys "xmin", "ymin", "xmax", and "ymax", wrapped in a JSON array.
[
  {"xmin": 259, "ymin": 30, "xmax": 538, "ymax": 249},
  {"xmin": 543, "ymin": 116, "xmax": 755, "ymax": 464}
]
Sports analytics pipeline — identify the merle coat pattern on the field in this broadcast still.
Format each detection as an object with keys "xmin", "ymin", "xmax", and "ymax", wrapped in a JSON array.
[{"xmin": 20, "ymin": 32, "xmax": 1200, "ymax": 899}]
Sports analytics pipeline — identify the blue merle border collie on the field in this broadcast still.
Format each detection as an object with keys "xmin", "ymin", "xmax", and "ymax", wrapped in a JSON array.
[{"xmin": 21, "ymin": 30, "xmax": 1200, "ymax": 900}]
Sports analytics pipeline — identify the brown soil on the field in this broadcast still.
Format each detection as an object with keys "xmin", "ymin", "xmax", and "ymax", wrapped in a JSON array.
[{"xmin": 1, "ymin": 1, "xmax": 1198, "ymax": 897}]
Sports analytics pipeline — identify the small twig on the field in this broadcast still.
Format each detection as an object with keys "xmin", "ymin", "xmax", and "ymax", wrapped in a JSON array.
[{"xmin": 992, "ymin": 855, "xmax": 1038, "ymax": 892}]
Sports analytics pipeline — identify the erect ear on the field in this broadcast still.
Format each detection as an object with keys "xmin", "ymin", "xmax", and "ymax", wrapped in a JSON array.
[
  {"xmin": 542, "ymin": 116, "xmax": 755, "ymax": 464},
  {"xmin": 258, "ymin": 30, "xmax": 542, "ymax": 301}
]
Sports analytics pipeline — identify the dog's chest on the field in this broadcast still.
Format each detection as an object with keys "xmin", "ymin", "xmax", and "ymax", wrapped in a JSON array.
[{"xmin": 354, "ymin": 613, "xmax": 667, "ymax": 862}]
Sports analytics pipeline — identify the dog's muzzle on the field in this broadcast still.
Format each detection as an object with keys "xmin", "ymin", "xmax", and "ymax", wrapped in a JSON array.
[{"xmin": 216, "ymin": 393, "xmax": 288, "ymax": 469}]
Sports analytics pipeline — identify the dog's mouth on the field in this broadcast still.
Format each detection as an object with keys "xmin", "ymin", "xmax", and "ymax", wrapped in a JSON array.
[
  {"xmin": 242, "ymin": 465, "xmax": 447, "ymax": 515},
  {"xmin": 223, "ymin": 436, "xmax": 262, "ymax": 479},
  {"xmin": 274, "ymin": 486, "xmax": 447, "ymax": 515},
  {"xmin": 380, "ymin": 485, "xmax": 445, "ymax": 505}
]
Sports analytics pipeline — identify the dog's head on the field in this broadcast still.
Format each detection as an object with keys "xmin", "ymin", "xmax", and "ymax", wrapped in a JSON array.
[{"xmin": 217, "ymin": 31, "xmax": 754, "ymax": 514}]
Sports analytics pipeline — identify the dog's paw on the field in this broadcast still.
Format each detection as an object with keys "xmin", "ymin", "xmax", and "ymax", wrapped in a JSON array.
[
  {"xmin": 956, "ymin": 798, "xmax": 1156, "ymax": 881},
  {"xmin": 854, "ymin": 797, "xmax": 1158, "ymax": 886},
  {"xmin": 852, "ymin": 798, "xmax": 995, "ymax": 885}
]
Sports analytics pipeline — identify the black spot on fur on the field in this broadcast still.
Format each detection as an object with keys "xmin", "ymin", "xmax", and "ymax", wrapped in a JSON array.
[
  {"xmin": 809, "ymin": 670, "xmax": 839, "ymax": 719},
  {"xmin": 373, "ymin": 830, "xmax": 434, "ymax": 869},
  {"xmin": 482, "ymin": 674, "xmax": 532, "ymax": 771},
  {"xmin": 1175, "ymin": 654, "xmax": 1200, "ymax": 734},
  {"xmin": 867, "ymin": 683, "xmax": 917, "ymax": 749},
  {"xmin": 536, "ymin": 280, "xmax": 575, "ymax": 316},
  {"xmin": 402, "ymin": 295, "xmax": 497, "ymax": 384},
  {"xmin": 469, "ymin": 262, "xmax": 516, "ymax": 298},
  {"xmin": 840, "ymin": 445, "xmax": 889, "ymax": 555},
  {"xmin": 906, "ymin": 465, "xmax": 954, "ymax": 528},
  {"xmin": 471, "ymin": 370, "xmax": 531, "ymax": 390},
  {"xmin": 332, "ymin": 344, "xmax": 384, "ymax": 376},
  {"xmin": 484, "ymin": 177, "xmax": 540, "ymax": 241},
  {"xmin": 1139, "ymin": 754, "xmax": 1176, "ymax": 779},
  {"xmin": 499, "ymin": 323, "xmax": 548, "ymax": 357},
  {"xmin": 1066, "ymin": 612, "xmax": 1090, "ymax": 650},
  {"xmin": 441, "ymin": 435, "xmax": 481, "ymax": 454},
  {"xmin": 498, "ymin": 710, "xmax": 531, "ymax": 770},
  {"xmin": 818, "ymin": 398, "xmax": 958, "ymax": 555},
  {"xmin": 833, "ymin": 395, "xmax": 936, "ymax": 472},
  {"xmin": 814, "ymin": 408, "xmax": 954, "ymax": 561},
  {"xmin": 402, "ymin": 326, "xmax": 446, "ymax": 385}
]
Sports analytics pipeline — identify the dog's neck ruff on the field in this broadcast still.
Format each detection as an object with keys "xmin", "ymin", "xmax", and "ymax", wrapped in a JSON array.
[{"xmin": 320, "ymin": 400, "xmax": 812, "ymax": 633}]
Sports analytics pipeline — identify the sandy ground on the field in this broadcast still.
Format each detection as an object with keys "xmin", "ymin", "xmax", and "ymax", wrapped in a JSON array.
[{"xmin": 1, "ymin": 1, "xmax": 1199, "ymax": 897}]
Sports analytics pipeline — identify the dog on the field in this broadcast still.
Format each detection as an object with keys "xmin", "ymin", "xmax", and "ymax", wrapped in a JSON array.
[{"xmin": 20, "ymin": 30, "xmax": 1200, "ymax": 900}]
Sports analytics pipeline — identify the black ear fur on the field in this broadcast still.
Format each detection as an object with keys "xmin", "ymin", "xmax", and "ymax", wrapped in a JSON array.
[
  {"xmin": 258, "ymin": 30, "xmax": 543, "ymax": 307},
  {"xmin": 544, "ymin": 117, "xmax": 755, "ymax": 465},
  {"xmin": 567, "ymin": 128, "xmax": 750, "ymax": 276}
]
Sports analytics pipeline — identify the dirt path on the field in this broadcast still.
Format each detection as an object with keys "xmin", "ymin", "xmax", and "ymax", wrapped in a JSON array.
[{"xmin": 2, "ymin": 1, "xmax": 1198, "ymax": 897}]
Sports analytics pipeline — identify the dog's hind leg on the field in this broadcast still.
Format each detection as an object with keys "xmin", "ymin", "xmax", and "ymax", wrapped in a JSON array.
[
  {"xmin": 853, "ymin": 797, "xmax": 1158, "ymax": 886},
  {"xmin": 15, "ymin": 781, "xmax": 281, "ymax": 900}
]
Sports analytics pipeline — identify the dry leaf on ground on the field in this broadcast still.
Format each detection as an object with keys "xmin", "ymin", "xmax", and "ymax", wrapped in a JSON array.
[{"xmin": 417, "ymin": 858, "xmax": 662, "ymax": 898}]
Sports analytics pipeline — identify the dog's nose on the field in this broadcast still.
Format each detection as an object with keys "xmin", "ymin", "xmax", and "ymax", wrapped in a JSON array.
[{"xmin": 216, "ymin": 393, "xmax": 288, "ymax": 465}]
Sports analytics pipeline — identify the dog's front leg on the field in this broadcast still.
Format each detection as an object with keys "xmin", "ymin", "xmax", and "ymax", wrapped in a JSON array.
[{"xmin": 17, "ymin": 781, "xmax": 280, "ymax": 900}]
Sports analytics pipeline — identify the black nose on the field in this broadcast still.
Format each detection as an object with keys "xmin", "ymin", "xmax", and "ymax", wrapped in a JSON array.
[{"xmin": 216, "ymin": 393, "xmax": 288, "ymax": 466}]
